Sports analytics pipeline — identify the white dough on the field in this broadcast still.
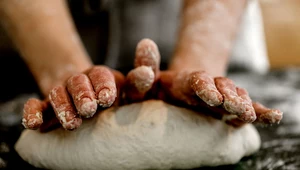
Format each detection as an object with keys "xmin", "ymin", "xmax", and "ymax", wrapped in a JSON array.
[{"xmin": 15, "ymin": 100, "xmax": 261, "ymax": 170}]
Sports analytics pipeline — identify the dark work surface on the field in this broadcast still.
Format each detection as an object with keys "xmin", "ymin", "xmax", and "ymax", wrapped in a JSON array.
[{"xmin": 1, "ymin": 68, "xmax": 300, "ymax": 170}]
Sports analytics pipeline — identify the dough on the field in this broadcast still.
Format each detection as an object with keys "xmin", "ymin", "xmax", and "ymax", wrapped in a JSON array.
[{"xmin": 15, "ymin": 100, "xmax": 261, "ymax": 170}]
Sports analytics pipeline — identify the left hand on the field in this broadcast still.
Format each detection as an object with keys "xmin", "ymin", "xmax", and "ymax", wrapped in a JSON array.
[{"xmin": 124, "ymin": 39, "xmax": 283, "ymax": 127}]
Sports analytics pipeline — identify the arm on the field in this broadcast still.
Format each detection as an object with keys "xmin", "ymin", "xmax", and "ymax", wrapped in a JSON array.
[
  {"xmin": 0, "ymin": 0, "xmax": 124, "ymax": 131},
  {"xmin": 148, "ymin": 0, "xmax": 281, "ymax": 126},
  {"xmin": 0, "ymin": 0, "xmax": 93, "ymax": 96},
  {"xmin": 169, "ymin": 0, "xmax": 247, "ymax": 77}
]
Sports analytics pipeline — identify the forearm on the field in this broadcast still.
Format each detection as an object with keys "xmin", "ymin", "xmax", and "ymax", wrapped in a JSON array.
[
  {"xmin": 0, "ymin": 0, "xmax": 93, "ymax": 96},
  {"xmin": 169, "ymin": 0, "xmax": 247, "ymax": 77}
]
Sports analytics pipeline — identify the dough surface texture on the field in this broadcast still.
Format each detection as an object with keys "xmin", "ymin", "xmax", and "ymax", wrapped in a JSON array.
[{"xmin": 15, "ymin": 100, "xmax": 261, "ymax": 170}]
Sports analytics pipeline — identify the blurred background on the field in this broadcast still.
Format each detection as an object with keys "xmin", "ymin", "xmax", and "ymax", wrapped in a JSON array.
[
  {"xmin": 0, "ymin": 0, "xmax": 300, "ymax": 169},
  {"xmin": 259, "ymin": 0, "xmax": 300, "ymax": 69},
  {"xmin": 0, "ymin": 0, "xmax": 299, "ymax": 81}
]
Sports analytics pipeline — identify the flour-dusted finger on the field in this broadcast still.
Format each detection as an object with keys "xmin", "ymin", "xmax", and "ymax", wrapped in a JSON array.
[
  {"xmin": 23, "ymin": 99, "xmax": 62, "ymax": 132},
  {"xmin": 88, "ymin": 66, "xmax": 117, "ymax": 108},
  {"xmin": 135, "ymin": 38, "xmax": 161, "ymax": 76},
  {"xmin": 49, "ymin": 86, "xmax": 82, "ymax": 130},
  {"xmin": 253, "ymin": 102, "xmax": 283, "ymax": 124},
  {"xmin": 67, "ymin": 73, "xmax": 97, "ymax": 118},
  {"xmin": 22, "ymin": 98, "xmax": 47, "ymax": 129},
  {"xmin": 124, "ymin": 66, "xmax": 155, "ymax": 102},
  {"xmin": 236, "ymin": 87, "xmax": 256, "ymax": 122},
  {"xmin": 189, "ymin": 71, "xmax": 223, "ymax": 107},
  {"xmin": 223, "ymin": 87, "xmax": 256, "ymax": 126},
  {"xmin": 124, "ymin": 38, "xmax": 161, "ymax": 102},
  {"xmin": 215, "ymin": 77, "xmax": 255, "ymax": 123}
]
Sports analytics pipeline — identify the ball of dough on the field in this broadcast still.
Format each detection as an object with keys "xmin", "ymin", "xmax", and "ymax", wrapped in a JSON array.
[{"xmin": 15, "ymin": 100, "xmax": 261, "ymax": 170}]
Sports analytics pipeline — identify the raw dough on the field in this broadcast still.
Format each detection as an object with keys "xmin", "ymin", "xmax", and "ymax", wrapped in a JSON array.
[{"xmin": 15, "ymin": 100, "xmax": 261, "ymax": 170}]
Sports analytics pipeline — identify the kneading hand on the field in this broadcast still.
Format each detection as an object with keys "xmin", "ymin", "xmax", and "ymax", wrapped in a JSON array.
[
  {"xmin": 123, "ymin": 39, "xmax": 283, "ymax": 127},
  {"xmin": 22, "ymin": 66, "xmax": 125, "ymax": 131}
]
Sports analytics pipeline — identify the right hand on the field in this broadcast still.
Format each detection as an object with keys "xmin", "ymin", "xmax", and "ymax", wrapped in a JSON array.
[{"xmin": 121, "ymin": 39, "xmax": 283, "ymax": 128}]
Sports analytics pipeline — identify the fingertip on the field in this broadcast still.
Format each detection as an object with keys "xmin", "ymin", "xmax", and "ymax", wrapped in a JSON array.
[
  {"xmin": 77, "ymin": 98, "xmax": 97, "ymax": 118},
  {"xmin": 62, "ymin": 116, "xmax": 82, "ymax": 130},
  {"xmin": 98, "ymin": 88, "xmax": 116, "ymax": 108},
  {"xmin": 22, "ymin": 98, "xmax": 45, "ymax": 129},
  {"xmin": 271, "ymin": 109, "xmax": 283, "ymax": 124},
  {"xmin": 258, "ymin": 109, "xmax": 283, "ymax": 124},
  {"xmin": 253, "ymin": 102, "xmax": 283, "ymax": 124},
  {"xmin": 130, "ymin": 66, "xmax": 155, "ymax": 93},
  {"xmin": 124, "ymin": 66, "xmax": 155, "ymax": 102},
  {"xmin": 238, "ymin": 108, "xmax": 257, "ymax": 123},
  {"xmin": 22, "ymin": 115, "xmax": 43, "ymax": 130}
]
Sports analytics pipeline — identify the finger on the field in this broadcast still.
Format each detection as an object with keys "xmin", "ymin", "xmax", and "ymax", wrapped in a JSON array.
[
  {"xmin": 223, "ymin": 87, "xmax": 256, "ymax": 126},
  {"xmin": 88, "ymin": 66, "xmax": 117, "ymax": 108},
  {"xmin": 23, "ymin": 98, "xmax": 62, "ymax": 132},
  {"xmin": 215, "ymin": 77, "xmax": 256, "ymax": 123},
  {"xmin": 124, "ymin": 39, "xmax": 160, "ymax": 102},
  {"xmin": 22, "ymin": 98, "xmax": 47, "ymax": 129},
  {"xmin": 253, "ymin": 102, "xmax": 283, "ymax": 124},
  {"xmin": 189, "ymin": 71, "xmax": 223, "ymax": 107},
  {"xmin": 49, "ymin": 85, "xmax": 82, "ymax": 130},
  {"xmin": 236, "ymin": 87, "xmax": 256, "ymax": 122},
  {"xmin": 67, "ymin": 73, "xmax": 97, "ymax": 118},
  {"xmin": 124, "ymin": 66, "xmax": 155, "ymax": 102},
  {"xmin": 135, "ymin": 38, "xmax": 161, "ymax": 76}
]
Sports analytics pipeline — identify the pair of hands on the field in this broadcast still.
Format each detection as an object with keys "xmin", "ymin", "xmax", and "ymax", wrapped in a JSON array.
[{"xmin": 22, "ymin": 39, "xmax": 283, "ymax": 132}]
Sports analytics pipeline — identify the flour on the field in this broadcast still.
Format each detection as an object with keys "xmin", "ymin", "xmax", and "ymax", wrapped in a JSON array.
[{"xmin": 15, "ymin": 100, "xmax": 261, "ymax": 170}]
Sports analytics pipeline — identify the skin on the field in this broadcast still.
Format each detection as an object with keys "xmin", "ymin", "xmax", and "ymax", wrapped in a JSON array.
[
  {"xmin": 0, "ymin": 0, "xmax": 93, "ymax": 96},
  {"xmin": 169, "ymin": 0, "xmax": 246, "ymax": 77},
  {"xmin": 0, "ymin": 0, "xmax": 282, "ymax": 131}
]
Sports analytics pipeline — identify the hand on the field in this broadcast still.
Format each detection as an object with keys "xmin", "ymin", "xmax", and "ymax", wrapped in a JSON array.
[
  {"xmin": 123, "ymin": 39, "xmax": 283, "ymax": 127},
  {"xmin": 22, "ymin": 66, "xmax": 125, "ymax": 132}
]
